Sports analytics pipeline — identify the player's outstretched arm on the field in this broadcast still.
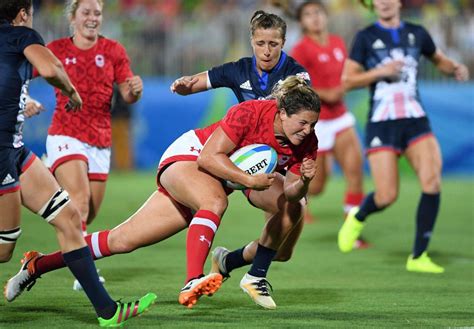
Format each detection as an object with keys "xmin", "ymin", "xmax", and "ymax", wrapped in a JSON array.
[
  {"xmin": 170, "ymin": 71, "xmax": 209, "ymax": 95},
  {"xmin": 430, "ymin": 50, "xmax": 469, "ymax": 81},
  {"xmin": 23, "ymin": 44, "xmax": 82, "ymax": 111}
]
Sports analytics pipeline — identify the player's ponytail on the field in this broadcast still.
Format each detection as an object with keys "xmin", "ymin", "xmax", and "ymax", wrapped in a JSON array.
[
  {"xmin": 272, "ymin": 76, "xmax": 320, "ymax": 116},
  {"xmin": 249, "ymin": 10, "xmax": 287, "ymax": 41}
]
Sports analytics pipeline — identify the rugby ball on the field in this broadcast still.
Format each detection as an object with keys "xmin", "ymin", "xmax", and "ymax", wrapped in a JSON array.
[{"xmin": 226, "ymin": 144, "xmax": 278, "ymax": 190}]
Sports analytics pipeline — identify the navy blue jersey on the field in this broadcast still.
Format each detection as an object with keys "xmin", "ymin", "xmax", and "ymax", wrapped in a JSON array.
[
  {"xmin": 208, "ymin": 51, "xmax": 310, "ymax": 103},
  {"xmin": 0, "ymin": 22, "xmax": 44, "ymax": 148},
  {"xmin": 349, "ymin": 22, "xmax": 436, "ymax": 122}
]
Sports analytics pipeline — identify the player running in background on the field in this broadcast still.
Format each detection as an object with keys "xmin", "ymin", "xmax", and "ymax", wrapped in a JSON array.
[
  {"xmin": 7, "ymin": 76, "xmax": 320, "ymax": 310},
  {"xmin": 0, "ymin": 1, "xmax": 155, "ymax": 326},
  {"xmin": 291, "ymin": 0, "xmax": 368, "ymax": 248},
  {"xmin": 338, "ymin": 0, "xmax": 469, "ymax": 272},
  {"xmin": 26, "ymin": 0, "xmax": 143, "ymax": 236}
]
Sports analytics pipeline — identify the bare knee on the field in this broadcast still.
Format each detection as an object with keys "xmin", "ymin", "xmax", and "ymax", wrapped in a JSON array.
[
  {"xmin": 52, "ymin": 205, "xmax": 82, "ymax": 238},
  {"xmin": 200, "ymin": 195, "xmax": 228, "ymax": 217},
  {"xmin": 374, "ymin": 189, "xmax": 398, "ymax": 207},
  {"xmin": 70, "ymin": 191, "xmax": 91, "ymax": 220},
  {"xmin": 420, "ymin": 171, "xmax": 441, "ymax": 194}
]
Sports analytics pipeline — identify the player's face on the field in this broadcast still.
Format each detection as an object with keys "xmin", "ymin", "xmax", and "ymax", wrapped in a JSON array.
[
  {"xmin": 251, "ymin": 28, "xmax": 285, "ymax": 73},
  {"xmin": 373, "ymin": 0, "xmax": 401, "ymax": 21},
  {"xmin": 299, "ymin": 3, "xmax": 327, "ymax": 34},
  {"xmin": 280, "ymin": 109, "xmax": 318, "ymax": 146},
  {"xmin": 71, "ymin": 0, "xmax": 103, "ymax": 41}
]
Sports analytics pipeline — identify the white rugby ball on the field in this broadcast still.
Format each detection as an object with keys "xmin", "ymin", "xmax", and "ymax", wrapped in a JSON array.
[{"xmin": 226, "ymin": 144, "xmax": 278, "ymax": 190}]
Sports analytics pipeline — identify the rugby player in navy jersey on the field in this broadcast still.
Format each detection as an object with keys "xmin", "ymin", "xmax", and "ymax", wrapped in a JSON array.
[
  {"xmin": 170, "ymin": 10, "xmax": 310, "ymax": 102},
  {"xmin": 0, "ymin": 1, "xmax": 155, "ymax": 326},
  {"xmin": 338, "ymin": 0, "xmax": 469, "ymax": 273},
  {"xmin": 171, "ymin": 10, "xmax": 318, "ymax": 300}
]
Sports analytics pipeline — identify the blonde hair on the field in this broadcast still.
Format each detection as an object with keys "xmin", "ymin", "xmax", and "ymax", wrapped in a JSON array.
[
  {"xmin": 271, "ymin": 76, "xmax": 320, "ymax": 115},
  {"xmin": 65, "ymin": 0, "xmax": 103, "ymax": 20}
]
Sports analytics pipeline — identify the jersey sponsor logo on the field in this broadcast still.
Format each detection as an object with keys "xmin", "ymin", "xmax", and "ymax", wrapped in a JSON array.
[
  {"xmin": 239, "ymin": 80, "xmax": 252, "ymax": 90},
  {"xmin": 372, "ymin": 39, "xmax": 386, "ymax": 49},
  {"xmin": 318, "ymin": 53, "xmax": 330, "ymax": 62},
  {"xmin": 370, "ymin": 136, "xmax": 383, "ymax": 147},
  {"xmin": 1, "ymin": 174, "xmax": 15, "ymax": 185},
  {"xmin": 65, "ymin": 57, "xmax": 77, "ymax": 65},
  {"xmin": 333, "ymin": 48, "xmax": 344, "ymax": 62},
  {"xmin": 95, "ymin": 55, "xmax": 105, "ymax": 68},
  {"xmin": 296, "ymin": 72, "xmax": 310, "ymax": 81}
]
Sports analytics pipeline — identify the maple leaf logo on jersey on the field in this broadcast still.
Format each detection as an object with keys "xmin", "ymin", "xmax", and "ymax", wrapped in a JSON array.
[{"xmin": 95, "ymin": 55, "xmax": 105, "ymax": 68}]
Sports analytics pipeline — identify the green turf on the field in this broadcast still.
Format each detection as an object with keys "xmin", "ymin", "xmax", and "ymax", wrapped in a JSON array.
[{"xmin": 1, "ymin": 172, "xmax": 473, "ymax": 328}]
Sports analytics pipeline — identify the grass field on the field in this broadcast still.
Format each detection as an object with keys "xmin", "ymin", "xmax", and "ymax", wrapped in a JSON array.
[{"xmin": 1, "ymin": 172, "xmax": 473, "ymax": 328}]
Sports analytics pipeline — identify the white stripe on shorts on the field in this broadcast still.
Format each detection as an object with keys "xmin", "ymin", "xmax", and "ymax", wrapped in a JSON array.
[{"xmin": 189, "ymin": 217, "xmax": 218, "ymax": 233}]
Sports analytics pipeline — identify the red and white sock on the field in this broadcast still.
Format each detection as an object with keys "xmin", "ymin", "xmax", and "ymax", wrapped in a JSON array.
[
  {"xmin": 185, "ymin": 210, "xmax": 221, "ymax": 283},
  {"xmin": 84, "ymin": 231, "xmax": 111, "ymax": 259},
  {"xmin": 35, "ymin": 230, "xmax": 111, "ymax": 276},
  {"xmin": 344, "ymin": 192, "xmax": 364, "ymax": 215}
]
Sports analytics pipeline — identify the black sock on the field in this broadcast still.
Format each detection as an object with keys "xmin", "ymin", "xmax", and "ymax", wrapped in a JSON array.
[
  {"xmin": 355, "ymin": 192, "xmax": 385, "ymax": 222},
  {"xmin": 63, "ymin": 246, "xmax": 117, "ymax": 319},
  {"xmin": 413, "ymin": 192, "xmax": 440, "ymax": 258},
  {"xmin": 225, "ymin": 246, "xmax": 251, "ymax": 273},
  {"xmin": 248, "ymin": 244, "xmax": 277, "ymax": 278}
]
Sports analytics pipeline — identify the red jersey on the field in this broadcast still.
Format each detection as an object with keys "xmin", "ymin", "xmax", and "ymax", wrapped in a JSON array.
[
  {"xmin": 291, "ymin": 35, "xmax": 347, "ymax": 120},
  {"xmin": 194, "ymin": 100, "xmax": 318, "ymax": 175},
  {"xmin": 47, "ymin": 36, "xmax": 133, "ymax": 147}
]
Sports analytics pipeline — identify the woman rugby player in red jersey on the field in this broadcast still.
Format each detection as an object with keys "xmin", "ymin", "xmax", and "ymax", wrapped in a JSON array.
[
  {"xmin": 7, "ymin": 76, "xmax": 320, "ymax": 310},
  {"xmin": 27, "ymin": 0, "xmax": 143, "ymax": 235},
  {"xmin": 291, "ymin": 0, "xmax": 368, "ymax": 247},
  {"xmin": 1, "ymin": 1, "xmax": 155, "ymax": 326}
]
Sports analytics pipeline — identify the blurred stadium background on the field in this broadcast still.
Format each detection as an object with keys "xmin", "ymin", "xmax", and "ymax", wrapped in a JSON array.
[
  {"xmin": 1, "ymin": 1, "xmax": 473, "ymax": 328},
  {"xmin": 25, "ymin": 0, "xmax": 474, "ymax": 174}
]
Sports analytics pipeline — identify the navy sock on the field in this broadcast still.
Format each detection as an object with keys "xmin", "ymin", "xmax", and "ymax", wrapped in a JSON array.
[
  {"xmin": 355, "ymin": 192, "xmax": 385, "ymax": 222},
  {"xmin": 413, "ymin": 192, "xmax": 440, "ymax": 258},
  {"xmin": 225, "ymin": 246, "xmax": 251, "ymax": 273},
  {"xmin": 63, "ymin": 246, "xmax": 117, "ymax": 319},
  {"xmin": 248, "ymin": 244, "xmax": 277, "ymax": 278}
]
